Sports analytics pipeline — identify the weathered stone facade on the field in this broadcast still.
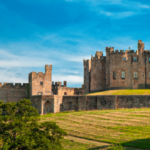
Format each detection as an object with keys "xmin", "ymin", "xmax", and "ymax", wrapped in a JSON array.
[
  {"xmin": 0, "ymin": 83, "xmax": 28, "ymax": 103},
  {"xmin": 31, "ymin": 95, "xmax": 150, "ymax": 115},
  {"xmin": 83, "ymin": 40, "xmax": 150, "ymax": 94},
  {"xmin": 52, "ymin": 81, "xmax": 84, "ymax": 96},
  {"xmin": 29, "ymin": 65, "xmax": 53, "ymax": 96}
]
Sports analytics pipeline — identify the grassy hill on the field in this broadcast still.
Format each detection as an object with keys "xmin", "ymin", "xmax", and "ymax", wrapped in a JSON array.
[
  {"xmin": 40, "ymin": 108, "xmax": 150, "ymax": 149},
  {"xmin": 86, "ymin": 89, "xmax": 150, "ymax": 95}
]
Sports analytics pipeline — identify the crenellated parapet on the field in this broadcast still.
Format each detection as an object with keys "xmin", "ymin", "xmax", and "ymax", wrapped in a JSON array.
[
  {"xmin": 83, "ymin": 59, "xmax": 90, "ymax": 66},
  {"xmin": 106, "ymin": 47, "xmax": 114, "ymax": 54},
  {"xmin": 58, "ymin": 87, "xmax": 74, "ymax": 91},
  {"xmin": 0, "ymin": 82, "xmax": 28, "ymax": 88},
  {"xmin": 144, "ymin": 50, "xmax": 150, "ymax": 54}
]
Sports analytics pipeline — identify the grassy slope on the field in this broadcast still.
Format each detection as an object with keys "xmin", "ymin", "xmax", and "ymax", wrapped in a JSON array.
[
  {"xmin": 86, "ymin": 89, "xmax": 150, "ymax": 95},
  {"xmin": 40, "ymin": 108, "xmax": 150, "ymax": 149}
]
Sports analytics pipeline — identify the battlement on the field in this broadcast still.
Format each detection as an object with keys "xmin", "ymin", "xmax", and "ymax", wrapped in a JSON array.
[
  {"xmin": 108, "ymin": 49, "xmax": 138, "ymax": 54},
  {"xmin": 91, "ymin": 54, "xmax": 106, "ymax": 61},
  {"xmin": 138, "ymin": 40, "xmax": 144, "ymax": 50},
  {"xmin": 38, "ymin": 72, "xmax": 44, "ymax": 75},
  {"xmin": 83, "ymin": 59, "xmax": 90, "ymax": 66},
  {"xmin": 144, "ymin": 50, "xmax": 150, "ymax": 54},
  {"xmin": 58, "ymin": 86, "xmax": 75, "ymax": 91},
  {"xmin": 106, "ymin": 47, "xmax": 114, "ymax": 53},
  {"xmin": 95, "ymin": 51, "xmax": 103, "ymax": 58},
  {"xmin": 45, "ymin": 65, "xmax": 52, "ymax": 72},
  {"xmin": 52, "ymin": 81, "xmax": 67, "ymax": 87},
  {"xmin": 0, "ymin": 82, "xmax": 28, "ymax": 87},
  {"xmin": 30, "ymin": 72, "xmax": 45, "ymax": 76}
]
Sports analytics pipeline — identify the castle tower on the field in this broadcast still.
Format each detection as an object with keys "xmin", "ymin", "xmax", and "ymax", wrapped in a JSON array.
[
  {"xmin": 83, "ymin": 59, "xmax": 91, "ymax": 94},
  {"xmin": 28, "ymin": 65, "xmax": 52, "ymax": 98},
  {"xmin": 137, "ymin": 40, "xmax": 146, "ymax": 87},
  {"xmin": 90, "ymin": 51, "xmax": 106, "ymax": 92},
  {"xmin": 105, "ymin": 47, "xmax": 114, "ymax": 90}
]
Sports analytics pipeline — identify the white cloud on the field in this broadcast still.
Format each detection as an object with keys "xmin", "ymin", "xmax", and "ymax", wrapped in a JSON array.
[
  {"xmin": 0, "ymin": 68, "xmax": 28, "ymax": 84},
  {"xmin": 62, "ymin": 69, "xmax": 79, "ymax": 74},
  {"xmin": 0, "ymin": 48, "xmax": 55, "ymax": 67},
  {"xmin": 52, "ymin": 75, "xmax": 83, "ymax": 84}
]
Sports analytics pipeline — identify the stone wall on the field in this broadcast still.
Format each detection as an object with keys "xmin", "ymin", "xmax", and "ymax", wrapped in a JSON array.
[
  {"xmin": 31, "ymin": 95, "xmax": 150, "ymax": 115},
  {"xmin": 0, "ymin": 83, "xmax": 28, "ymax": 103},
  {"xmin": 30, "ymin": 95, "xmax": 42, "ymax": 114}
]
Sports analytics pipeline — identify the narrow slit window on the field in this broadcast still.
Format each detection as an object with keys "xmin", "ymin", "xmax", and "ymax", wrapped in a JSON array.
[
  {"xmin": 149, "ymin": 72, "xmax": 150, "ymax": 78},
  {"xmin": 40, "ymin": 81, "xmax": 43, "ymax": 85},
  {"xmin": 134, "ymin": 71, "xmax": 137, "ymax": 79},
  {"xmin": 123, "ymin": 57, "xmax": 126, "ymax": 61},
  {"xmin": 133, "ymin": 57, "xmax": 137, "ymax": 61},
  {"xmin": 122, "ymin": 71, "xmax": 125, "ymax": 79},
  {"xmin": 149, "ymin": 57, "xmax": 150, "ymax": 62},
  {"xmin": 113, "ymin": 72, "xmax": 116, "ymax": 79}
]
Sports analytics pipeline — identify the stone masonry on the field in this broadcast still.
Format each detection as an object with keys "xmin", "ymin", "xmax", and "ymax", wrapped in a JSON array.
[
  {"xmin": 31, "ymin": 95, "xmax": 150, "ymax": 115},
  {"xmin": 83, "ymin": 40, "xmax": 150, "ymax": 94}
]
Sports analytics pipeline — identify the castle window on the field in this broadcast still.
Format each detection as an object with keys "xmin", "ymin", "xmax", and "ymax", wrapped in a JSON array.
[
  {"xmin": 149, "ymin": 72, "xmax": 150, "ymax": 78},
  {"xmin": 64, "ymin": 92, "xmax": 67, "ymax": 95},
  {"xmin": 113, "ymin": 72, "xmax": 116, "ymax": 79},
  {"xmin": 122, "ymin": 71, "xmax": 125, "ymax": 79},
  {"xmin": 40, "ymin": 82, "xmax": 43, "ymax": 85},
  {"xmin": 123, "ymin": 57, "xmax": 126, "ymax": 61},
  {"xmin": 134, "ymin": 71, "xmax": 137, "ymax": 79},
  {"xmin": 85, "ymin": 76, "xmax": 86, "ymax": 79},
  {"xmin": 85, "ymin": 68, "xmax": 86, "ymax": 71},
  {"xmin": 38, "ymin": 92, "xmax": 43, "ymax": 95},
  {"xmin": 133, "ymin": 57, "xmax": 137, "ymax": 61},
  {"xmin": 149, "ymin": 57, "xmax": 150, "ymax": 62}
]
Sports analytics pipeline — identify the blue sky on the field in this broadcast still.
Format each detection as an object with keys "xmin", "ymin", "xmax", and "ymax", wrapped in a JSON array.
[{"xmin": 0, "ymin": 0, "xmax": 150, "ymax": 87}]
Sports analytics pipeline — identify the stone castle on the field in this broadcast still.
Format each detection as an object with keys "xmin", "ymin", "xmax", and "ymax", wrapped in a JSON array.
[
  {"xmin": 1, "ymin": 40, "xmax": 150, "ymax": 114},
  {"xmin": 84, "ymin": 40, "xmax": 150, "ymax": 94}
]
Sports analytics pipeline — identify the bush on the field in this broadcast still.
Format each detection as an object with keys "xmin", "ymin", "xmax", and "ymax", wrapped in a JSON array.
[{"xmin": 0, "ymin": 99, "xmax": 67, "ymax": 150}]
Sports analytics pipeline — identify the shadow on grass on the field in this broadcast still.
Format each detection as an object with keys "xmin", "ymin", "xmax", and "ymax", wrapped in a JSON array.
[
  {"xmin": 88, "ymin": 146, "xmax": 109, "ymax": 150},
  {"xmin": 121, "ymin": 138, "xmax": 150, "ymax": 149}
]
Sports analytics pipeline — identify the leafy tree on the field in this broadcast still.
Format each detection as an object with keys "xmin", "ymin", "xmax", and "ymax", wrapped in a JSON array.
[{"xmin": 0, "ymin": 99, "xmax": 67, "ymax": 150}]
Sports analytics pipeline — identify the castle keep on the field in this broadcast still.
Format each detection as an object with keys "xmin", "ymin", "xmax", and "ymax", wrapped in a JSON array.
[{"xmin": 83, "ymin": 40, "xmax": 150, "ymax": 94}]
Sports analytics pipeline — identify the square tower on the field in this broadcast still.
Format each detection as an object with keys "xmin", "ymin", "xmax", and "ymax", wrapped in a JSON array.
[{"xmin": 28, "ymin": 65, "xmax": 52, "ymax": 98}]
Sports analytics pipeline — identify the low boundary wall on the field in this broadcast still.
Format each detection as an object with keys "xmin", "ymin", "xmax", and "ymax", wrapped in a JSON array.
[{"xmin": 30, "ymin": 95, "xmax": 150, "ymax": 115}]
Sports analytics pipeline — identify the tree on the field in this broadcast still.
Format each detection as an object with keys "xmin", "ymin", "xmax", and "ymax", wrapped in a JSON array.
[{"xmin": 0, "ymin": 99, "xmax": 67, "ymax": 150}]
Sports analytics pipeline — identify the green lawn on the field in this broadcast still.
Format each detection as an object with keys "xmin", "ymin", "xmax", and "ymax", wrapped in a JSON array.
[
  {"xmin": 86, "ymin": 89, "xmax": 150, "ymax": 95},
  {"xmin": 40, "ymin": 108, "xmax": 150, "ymax": 149}
]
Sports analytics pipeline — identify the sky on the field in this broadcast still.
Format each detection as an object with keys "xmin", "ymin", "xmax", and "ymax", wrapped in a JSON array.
[{"xmin": 0, "ymin": 0, "xmax": 150, "ymax": 87}]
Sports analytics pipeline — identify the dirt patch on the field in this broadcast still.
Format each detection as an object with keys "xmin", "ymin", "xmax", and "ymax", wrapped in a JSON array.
[{"xmin": 64, "ymin": 135, "xmax": 150, "ymax": 150}]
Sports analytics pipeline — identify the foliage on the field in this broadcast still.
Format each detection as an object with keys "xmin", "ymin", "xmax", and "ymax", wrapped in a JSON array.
[
  {"xmin": 109, "ymin": 143, "xmax": 125, "ymax": 150},
  {"xmin": 0, "ymin": 99, "xmax": 67, "ymax": 150}
]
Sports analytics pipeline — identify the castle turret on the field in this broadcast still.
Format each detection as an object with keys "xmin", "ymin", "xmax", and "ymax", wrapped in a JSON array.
[
  {"xmin": 105, "ymin": 47, "xmax": 114, "ymax": 90},
  {"xmin": 138, "ymin": 40, "xmax": 144, "ymax": 54},
  {"xmin": 83, "ymin": 59, "xmax": 91, "ymax": 94}
]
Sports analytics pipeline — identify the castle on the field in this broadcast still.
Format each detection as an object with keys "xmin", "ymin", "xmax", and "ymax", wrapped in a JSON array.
[
  {"xmin": 84, "ymin": 40, "xmax": 150, "ymax": 94},
  {"xmin": 1, "ymin": 40, "xmax": 150, "ymax": 114}
]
